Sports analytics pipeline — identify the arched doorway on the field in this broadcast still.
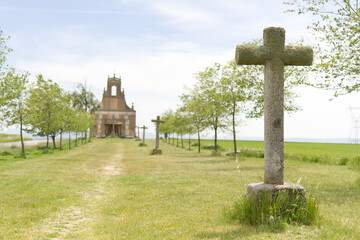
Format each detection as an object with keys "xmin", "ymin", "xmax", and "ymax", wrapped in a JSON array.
[{"xmin": 104, "ymin": 120, "xmax": 124, "ymax": 137}]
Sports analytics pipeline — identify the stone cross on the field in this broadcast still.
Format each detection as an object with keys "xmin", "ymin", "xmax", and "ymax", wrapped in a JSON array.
[
  {"xmin": 140, "ymin": 125, "xmax": 148, "ymax": 144},
  {"xmin": 151, "ymin": 116, "xmax": 165, "ymax": 151},
  {"xmin": 136, "ymin": 126, "xmax": 140, "ymax": 138},
  {"xmin": 236, "ymin": 27, "xmax": 313, "ymax": 185}
]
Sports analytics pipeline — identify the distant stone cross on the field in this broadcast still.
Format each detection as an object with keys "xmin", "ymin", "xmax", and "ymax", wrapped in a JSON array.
[
  {"xmin": 236, "ymin": 27, "xmax": 313, "ymax": 185},
  {"xmin": 151, "ymin": 116, "xmax": 165, "ymax": 151},
  {"xmin": 140, "ymin": 125, "xmax": 148, "ymax": 144}
]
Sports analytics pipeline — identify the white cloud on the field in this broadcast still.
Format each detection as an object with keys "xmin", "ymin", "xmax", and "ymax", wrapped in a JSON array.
[
  {"xmin": 14, "ymin": 41, "xmax": 233, "ymax": 133},
  {"xmin": 153, "ymin": 2, "xmax": 221, "ymax": 25},
  {"xmin": 155, "ymin": 41, "xmax": 199, "ymax": 52}
]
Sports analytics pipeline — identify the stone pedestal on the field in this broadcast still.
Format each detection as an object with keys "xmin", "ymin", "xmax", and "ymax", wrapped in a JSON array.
[{"xmin": 246, "ymin": 182, "xmax": 306, "ymax": 201}]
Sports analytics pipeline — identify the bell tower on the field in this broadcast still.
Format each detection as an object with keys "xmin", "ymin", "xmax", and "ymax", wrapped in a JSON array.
[{"xmin": 94, "ymin": 74, "xmax": 136, "ymax": 138}]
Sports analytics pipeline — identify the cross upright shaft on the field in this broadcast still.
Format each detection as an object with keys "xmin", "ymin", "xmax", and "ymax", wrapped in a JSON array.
[
  {"xmin": 140, "ymin": 125, "xmax": 148, "ymax": 144},
  {"xmin": 151, "ymin": 116, "xmax": 165, "ymax": 150},
  {"xmin": 235, "ymin": 27, "xmax": 313, "ymax": 185}
]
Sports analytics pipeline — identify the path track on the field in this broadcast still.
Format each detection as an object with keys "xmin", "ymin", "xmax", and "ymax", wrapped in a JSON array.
[{"xmin": 31, "ymin": 139, "xmax": 124, "ymax": 239}]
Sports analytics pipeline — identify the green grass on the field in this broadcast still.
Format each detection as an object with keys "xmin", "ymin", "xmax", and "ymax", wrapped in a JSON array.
[
  {"xmin": 0, "ymin": 133, "xmax": 32, "ymax": 143},
  {"xmin": 229, "ymin": 192, "xmax": 319, "ymax": 228},
  {"xmin": 174, "ymin": 138, "xmax": 360, "ymax": 166},
  {"xmin": 0, "ymin": 138, "xmax": 360, "ymax": 239},
  {"xmin": 0, "ymin": 137, "xmax": 90, "ymax": 161}
]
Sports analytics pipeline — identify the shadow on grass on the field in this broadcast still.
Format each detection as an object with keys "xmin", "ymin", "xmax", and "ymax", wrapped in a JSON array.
[
  {"xmin": 195, "ymin": 224, "xmax": 285, "ymax": 239},
  {"xmin": 177, "ymin": 158, "xmax": 234, "ymax": 165}
]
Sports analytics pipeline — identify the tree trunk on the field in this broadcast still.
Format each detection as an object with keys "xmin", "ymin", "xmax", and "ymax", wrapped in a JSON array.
[
  {"xmin": 52, "ymin": 135, "xmax": 56, "ymax": 149},
  {"xmin": 20, "ymin": 115, "xmax": 26, "ymax": 158},
  {"xmin": 188, "ymin": 133, "xmax": 191, "ymax": 150},
  {"xmin": 60, "ymin": 129, "xmax": 63, "ymax": 150},
  {"xmin": 69, "ymin": 131, "xmax": 71, "ymax": 149},
  {"xmin": 84, "ymin": 130, "xmax": 87, "ymax": 144},
  {"xmin": 75, "ymin": 132, "xmax": 78, "ymax": 147},
  {"xmin": 46, "ymin": 122, "xmax": 50, "ymax": 151},
  {"xmin": 214, "ymin": 127, "xmax": 218, "ymax": 153},
  {"xmin": 197, "ymin": 129, "xmax": 201, "ymax": 153},
  {"xmin": 172, "ymin": 133, "xmax": 175, "ymax": 145},
  {"xmin": 176, "ymin": 134, "xmax": 179, "ymax": 147},
  {"xmin": 214, "ymin": 117, "xmax": 218, "ymax": 153},
  {"xmin": 232, "ymin": 110, "xmax": 237, "ymax": 160},
  {"xmin": 181, "ymin": 133, "xmax": 184, "ymax": 148}
]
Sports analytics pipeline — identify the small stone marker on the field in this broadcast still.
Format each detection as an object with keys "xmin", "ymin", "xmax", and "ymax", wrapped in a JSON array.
[
  {"xmin": 235, "ymin": 27, "xmax": 312, "ymax": 197},
  {"xmin": 151, "ymin": 116, "xmax": 165, "ymax": 154},
  {"xmin": 140, "ymin": 125, "xmax": 148, "ymax": 144}
]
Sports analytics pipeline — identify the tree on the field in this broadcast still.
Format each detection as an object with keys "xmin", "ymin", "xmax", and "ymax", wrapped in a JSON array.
[
  {"xmin": 27, "ymin": 75, "xmax": 63, "ymax": 150},
  {"xmin": 194, "ymin": 63, "xmax": 227, "ymax": 153},
  {"xmin": 285, "ymin": 0, "xmax": 360, "ymax": 96},
  {"xmin": 0, "ymin": 69, "xmax": 29, "ymax": 156},
  {"xmin": 58, "ymin": 92, "xmax": 75, "ymax": 150},
  {"xmin": 72, "ymin": 81, "xmax": 100, "ymax": 141},
  {"xmin": 180, "ymin": 87, "xmax": 208, "ymax": 153},
  {"xmin": 0, "ymin": 29, "xmax": 13, "ymax": 109},
  {"xmin": 72, "ymin": 81, "xmax": 100, "ymax": 114},
  {"xmin": 220, "ymin": 60, "xmax": 253, "ymax": 159},
  {"xmin": 161, "ymin": 109, "xmax": 175, "ymax": 143},
  {"xmin": 173, "ymin": 109, "xmax": 189, "ymax": 148},
  {"xmin": 0, "ymin": 29, "xmax": 12, "ymax": 80}
]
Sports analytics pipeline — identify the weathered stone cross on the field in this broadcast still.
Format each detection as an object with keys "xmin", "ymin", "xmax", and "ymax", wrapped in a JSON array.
[
  {"xmin": 236, "ymin": 27, "xmax": 313, "ymax": 185},
  {"xmin": 151, "ymin": 116, "xmax": 165, "ymax": 154},
  {"xmin": 140, "ymin": 125, "xmax": 148, "ymax": 144}
]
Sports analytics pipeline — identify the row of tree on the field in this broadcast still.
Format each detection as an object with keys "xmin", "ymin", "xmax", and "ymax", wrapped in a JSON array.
[
  {"xmin": 160, "ymin": 59, "xmax": 308, "ymax": 158},
  {"xmin": 160, "ymin": 0, "xmax": 360, "ymax": 157},
  {"xmin": 0, "ymin": 29, "xmax": 100, "ymax": 157}
]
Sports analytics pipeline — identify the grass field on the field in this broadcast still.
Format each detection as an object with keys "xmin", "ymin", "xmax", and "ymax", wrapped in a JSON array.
[
  {"xmin": 175, "ymin": 138, "xmax": 360, "ymax": 166},
  {"xmin": 0, "ymin": 133, "xmax": 32, "ymax": 143},
  {"xmin": 0, "ymin": 138, "xmax": 359, "ymax": 239}
]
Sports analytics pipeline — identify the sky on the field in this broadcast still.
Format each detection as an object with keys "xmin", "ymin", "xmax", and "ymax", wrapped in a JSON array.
[{"xmin": 0, "ymin": 0, "xmax": 359, "ymax": 142}]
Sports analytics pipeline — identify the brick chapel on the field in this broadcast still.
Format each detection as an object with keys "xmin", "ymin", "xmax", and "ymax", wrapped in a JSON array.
[{"xmin": 93, "ymin": 75, "xmax": 136, "ymax": 138}]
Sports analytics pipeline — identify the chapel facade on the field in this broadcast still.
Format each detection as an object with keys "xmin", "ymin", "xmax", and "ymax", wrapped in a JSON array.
[{"xmin": 93, "ymin": 75, "xmax": 136, "ymax": 138}]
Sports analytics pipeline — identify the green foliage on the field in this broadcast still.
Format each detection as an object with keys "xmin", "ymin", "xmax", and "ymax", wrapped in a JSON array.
[
  {"xmin": 0, "ymin": 28, "xmax": 12, "ymax": 80},
  {"xmin": 285, "ymin": 0, "xmax": 360, "ymax": 96},
  {"xmin": 229, "ymin": 192, "xmax": 319, "ymax": 227},
  {"xmin": 238, "ymin": 148, "xmax": 264, "ymax": 158},
  {"xmin": 338, "ymin": 157, "xmax": 349, "ymax": 166},
  {"xmin": 26, "ymin": 75, "xmax": 63, "ymax": 147},
  {"xmin": 168, "ymin": 54, "xmax": 309, "ymax": 156},
  {"xmin": 71, "ymin": 82, "xmax": 100, "ymax": 114},
  {"xmin": 0, "ymin": 68, "xmax": 30, "ymax": 156},
  {"xmin": 202, "ymin": 144, "xmax": 223, "ymax": 150},
  {"xmin": 352, "ymin": 156, "xmax": 360, "ymax": 169}
]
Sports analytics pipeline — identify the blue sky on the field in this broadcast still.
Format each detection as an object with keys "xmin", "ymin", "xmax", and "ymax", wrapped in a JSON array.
[{"xmin": 0, "ymin": 0, "xmax": 358, "ymax": 141}]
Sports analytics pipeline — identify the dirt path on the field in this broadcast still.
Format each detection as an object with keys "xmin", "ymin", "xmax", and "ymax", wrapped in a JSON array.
[
  {"xmin": 31, "ymin": 139, "xmax": 125, "ymax": 239},
  {"xmin": 0, "ymin": 139, "xmax": 47, "ymax": 147}
]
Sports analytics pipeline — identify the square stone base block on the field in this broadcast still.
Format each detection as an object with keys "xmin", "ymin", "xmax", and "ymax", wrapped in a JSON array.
[{"xmin": 246, "ymin": 182, "xmax": 306, "ymax": 201}]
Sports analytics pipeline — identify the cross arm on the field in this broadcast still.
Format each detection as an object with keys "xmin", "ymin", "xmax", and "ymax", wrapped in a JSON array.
[
  {"xmin": 282, "ymin": 46, "xmax": 313, "ymax": 66},
  {"xmin": 151, "ymin": 120, "xmax": 165, "ymax": 123},
  {"xmin": 235, "ymin": 45, "xmax": 268, "ymax": 65}
]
